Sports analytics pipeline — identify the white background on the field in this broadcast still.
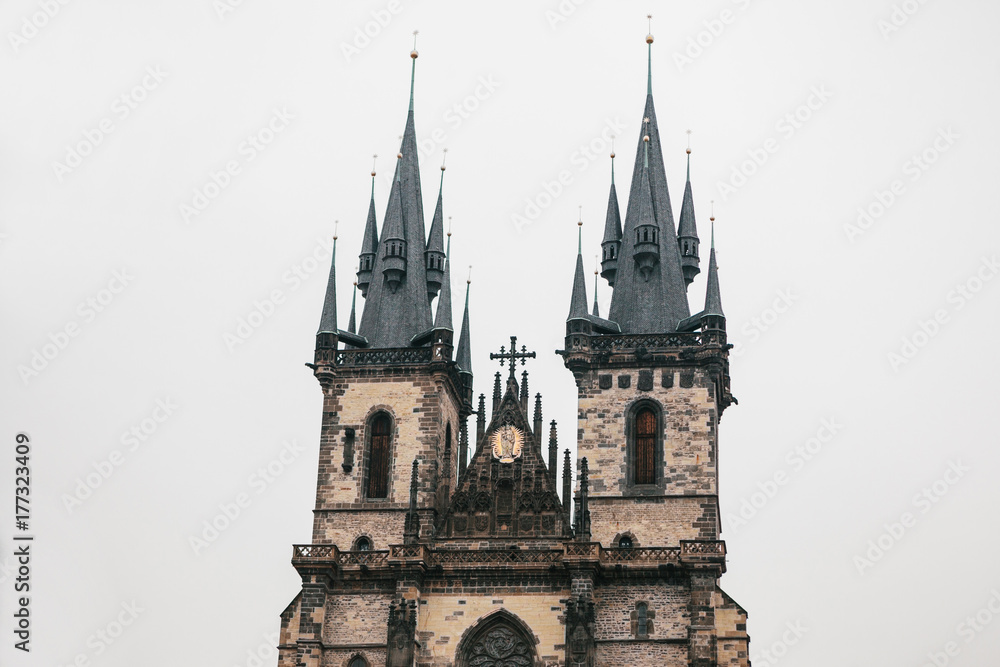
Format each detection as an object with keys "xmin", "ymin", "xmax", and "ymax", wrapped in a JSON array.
[{"xmin": 2, "ymin": 1, "xmax": 999, "ymax": 666}]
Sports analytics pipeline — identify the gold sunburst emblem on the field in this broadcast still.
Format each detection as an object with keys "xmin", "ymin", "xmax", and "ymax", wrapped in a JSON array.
[{"xmin": 490, "ymin": 425, "xmax": 523, "ymax": 463}]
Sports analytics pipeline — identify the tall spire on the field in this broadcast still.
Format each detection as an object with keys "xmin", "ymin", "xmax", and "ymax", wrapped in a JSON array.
[
  {"xmin": 356, "ymin": 40, "xmax": 434, "ymax": 347},
  {"xmin": 606, "ymin": 25, "xmax": 690, "ymax": 333},
  {"xmin": 356, "ymin": 158, "xmax": 379, "ymax": 298},
  {"xmin": 592, "ymin": 265, "xmax": 600, "ymax": 317},
  {"xmin": 456, "ymin": 268, "xmax": 473, "ymax": 375},
  {"xmin": 600, "ymin": 144, "xmax": 623, "ymax": 287},
  {"xmin": 704, "ymin": 212, "xmax": 724, "ymax": 317},
  {"xmin": 317, "ymin": 223, "xmax": 339, "ymax": 334},
  {"xmin": 677, "ymin": 132, "xmax": 701, "ymax": 287},
  {"xmin": 409, "ymin": 30, "xmax": 418, "ymax": 112},
  {"xmin": 568, "ymin": 214, "xmax": 589, "ymax": 320},
  {"xmin": 425, "ymin": 151, "xmax": 447, "ymax": 301},
  {"xmin": 348, "ymin": 279, "xmax": 357, "ymax": 334},
  {"xmin": 433, "ymin": 236, "xmax": 453, "ymax": 330}
]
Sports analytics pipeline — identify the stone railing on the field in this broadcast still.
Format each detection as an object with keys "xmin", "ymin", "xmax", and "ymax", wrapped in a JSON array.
[
  {"xmin": 600, "ymin": 546, "xmax": 680, "ymax": 564},
  {"xmin": 680, "ymin": 540, "xmax": 726, "ymax": 557},
  {"xmin": 291, "ymin": 541, "xmax": 724, "ymax": 570},
  {"xmin": 433, "ymin": 549, "xmax": 562, "ymax": 565},
  {"xmin": 338, "ymin": 550, "xmax": 389, "ymax": 566},
  {"xmin": 336, "ymin": 347, "xmax": 433, "ymax": 367},
  {"xmin": 590, "ymin": 332, "xmax": 706, "ymax": 352}
]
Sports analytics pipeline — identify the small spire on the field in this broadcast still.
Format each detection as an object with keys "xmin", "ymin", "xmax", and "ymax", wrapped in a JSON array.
[
  {"xmin": 433, "ymin": 248, "xmax": 453, "ymax": 330},
  {"xmin": 409, "ymin": 30, "xmax": 419, "ymax": 112},
  {"xmin": 317, "ymin": 224, "xmax": 339, "ymax": 334},
  {"xmin": 456, "ymin": 268, "xmax": 473, "ymax": 375},
  {"xmin": 592, "ymin": 263, "xmax": 600, "ymax": 317},
  {"xmin": 348, "ymin": 276, "xmax": 358, "ymax": 334},
  {"xmin": 646, "ymin": 15, "xmax": 654, "ymax": 96},
  {"xmin": 704, "ymin": 209, "xmax": 724, "ymax": 317},
  {"xmin": 568, "ymin": 214, "xmax": 589, "ymax": 319},
  {"xmin": 610, "ymin": 136, "xmax": 616, "ymax": 185}
]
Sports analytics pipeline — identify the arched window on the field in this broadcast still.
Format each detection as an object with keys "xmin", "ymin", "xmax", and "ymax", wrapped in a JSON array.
[
  {"xmin": 349, "ymin": 656, "xmax": 368, "ymax": 667},
  {"xmin": 618, "ymin": 535, "xmax": 633, "ymax": 548},
  {"xmin": 635, "ymin": 407, "xmax": 656, "ymax": 485},
  {"xmin": 366, "ymin": 413, "xmax": 392, "ymax": 499},
  {"xmin": 353, "ymin": 536, "xmax": 372, "ymax": 551}
]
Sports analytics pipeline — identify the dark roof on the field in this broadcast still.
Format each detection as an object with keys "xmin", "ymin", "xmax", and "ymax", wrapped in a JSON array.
[
  {"xmin": 567, "ymin": 242, "xmax": 589, "ymax": 320},
  {"xmin": 601, "ymin": 178, "xmax": 622, "ymax": 245},
  {"xmin": 356, "ymin": 66, "xmax": 435, "ymax": 348},
  {"xmin": 605, "ymin": 90, "xmax": 691, "ymax": 333},
  {"xmin": 677, "ymin": 153, "xmax": 698, "ymax": 241},
  {"xmin": 434, "ymin": 254, "xmax": 453, "ymax": 330},
  {"xmin": 359, "ymin": 179, "xmax": 379, "ymax": 257},
  {"xmin": 347, "ymin": 284, "xmax": 357, "ymax": 334},
  {"xmin": 456, "ymin": 281, "xmax": 472, "ymax": 375},
  {"xmin": 704, "ymin": 235, "xmax": 724, "ymax": 317},
  {"xmin": 317, "ymin": 238, "xmax": 338, "ymax": 334},
  {"xmin": 426, "ymin": 173, "xmax": 445, "ymax": 256}
]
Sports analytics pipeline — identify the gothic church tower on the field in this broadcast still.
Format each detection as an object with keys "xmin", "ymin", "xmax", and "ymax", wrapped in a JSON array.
[{"xmin": 276, "ymin": 29, "xmax": 750, "ymax": 667}]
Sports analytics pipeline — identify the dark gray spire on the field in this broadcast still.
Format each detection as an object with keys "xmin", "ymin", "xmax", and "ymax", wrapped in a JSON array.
[
  {"xmin": 592, "ymin": 269, "xmax": 600, "ymax": 317},
  {"xmin": 433, "ymin": 247, "xmax": 453, "ymax": 330},
  {"xmin": 356, "ymin": 49, "xmax": 435, "ymax": 348},
  {"xmin": 317, "ymin": 235, "xmax": 338, "ymax": 334},
  {"xmin": 677, "ymin": 150, "xmax": 701, "ymax": 287},
  {"xmin": 348, "ymin": 281, "xmax": 357, "ymax": 334},
  {"xmin": 456, "ymin": 277, "xmax": 472, "ymax": 375},
  {"xmin": 425, "ymin": 162, "xmax": 447, "ymax": 301},
  {"xmin": 704, "ymin": 222, "xmax": 724, "ymax": 317},
  {"xmin": 567, "ymin": 224, "xmax": 589, "ymax": 320},
  {"xmin": 606, "ymin": 41, "xmax": 690, "ymax": 334},
  {"xmin": 356, "ymin": 174, "xmax": 379, "ymax": 298},
  {"xmin": 600, "ymin": 152, "xmax": 623, "ymax": 287}
]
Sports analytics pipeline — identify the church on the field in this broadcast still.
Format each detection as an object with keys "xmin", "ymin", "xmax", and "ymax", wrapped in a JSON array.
[{"xmin": 275, "ymin": 27, "xmax": 751, "ymax": 667}]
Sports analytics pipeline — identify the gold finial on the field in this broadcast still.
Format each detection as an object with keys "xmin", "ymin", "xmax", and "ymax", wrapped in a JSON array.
[
  {"xmin": 610, "ymin": 135, "xmax": 616, "ymax": 159},
  {"xmin": 371, "ymin": 153, "xmax": 378, "ymax": 177},
  {"xmin": 411, "ymin": 30, "xmax": 419, "ymax": 58},
  {"xmin": 686, "ymin": 129, "xmax": 692, "ymax": 155},
  {"xmin": 646, "ymin": 14, "xmax": 654, "ymax": 44},
  {"xmin": 578, "ymin": 205, "xmax": 583, "ymax": 227},
  {"xmin": 710, "ymin": 200, "xmax": 715, "ymax": 222},
  {"xmin": 643, "ymin": 117, "xmax": 650, "ymax": 143},
  {"xmin": 643, "ymin": 135, "xmax": 650, "ymax": 143},
  {"xmin": 333, "ymin": 219, "xmax": 339, "ymax": 241},
  {"xmin": 441, "ymin": 147, "xmax": 448, "ymax": 171},
  {"xmin": 447, "ymin": 216, "xmax": 453, "ymax": 237},
  {"xmin": 467, "ymin": 265, "xmax": 472, "ymax": 285}
]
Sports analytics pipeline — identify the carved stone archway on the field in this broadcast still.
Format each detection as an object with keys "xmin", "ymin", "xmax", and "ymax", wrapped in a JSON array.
[{"xmin": 455, "ymin": 609, "xmax": 538, "ymax": 667}]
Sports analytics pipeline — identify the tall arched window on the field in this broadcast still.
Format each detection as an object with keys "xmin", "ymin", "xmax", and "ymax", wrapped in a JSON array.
[
  {"xmin": 635, "ymin": 407, "xmax": 657, "ymax": 485},
  {"xmin": 349, "ymin": 656, "xmax": 368, "ymax": 667},
  {"xmin": 366, "ymin": 413, "xmax": 392, "ymax": 499}
]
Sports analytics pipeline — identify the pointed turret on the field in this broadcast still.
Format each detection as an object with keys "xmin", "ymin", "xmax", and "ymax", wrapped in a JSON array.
[
  {"xmin": 677, "ymin": 144, "xmax": 701, "ymax": 287},
  {"xmin": 425, "ymin": 156, "xmax": 447, "ymax": 302},
  {"xmin": 703, "ymin": 218, "xmax": 725, "ymax": 330},
  {"xmin": 606, "ymin": 29, "xmax": 690, "ymax": 333},
  {"xmin": 317, "ymin": 231, "xmax": 339, "ymax": 336},
  {"xmin": 592, "ymin": 267, "xmax": 600, "ymax": 317},
  {"xmin": 456, "ymin": 273, "xmax": 473, "ymax": 375},
  {"xmin": 356, "ymin": 45, "xmax": 435, "ymax": 347},
  {"xmin": 433, "ymin": 243, "xmax": 453, "ymax": 330},
  {"xmin": 600, "ymin": 151, "xmax": 623, "ymax": 286},
  {"xmin": 347, "ymin": 280, "xmax": 357, "ymax": 334},
  {"xmin": 380, "ymin": 158, "xmax": 407, "ymax": 293},
  {"xmin": 356, "ymin": 166, "xmax": 379, "ymax": 298},
  {"xmin": 567, "ymin": 220, "xmax": 589, "ymax": 320}
]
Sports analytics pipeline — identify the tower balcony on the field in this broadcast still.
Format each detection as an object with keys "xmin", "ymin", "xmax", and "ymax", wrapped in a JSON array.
[
  {"xmin": 382, "ymin": 239, "xmax": 407, "ymax": 292},
  {"xmin": 356, "ymin": 252, "xmax": 376, "ymax": 297},
  {"xmin": 425, "ymin": 250, "xmax": 446, "ymax": 300},
  {"xmin": 633, "ymin": 224, "xmax": 659, "ymax": 280},
  {"xmin": 600, "ymin": 240, "xmax": 620, "ymax": 286}
]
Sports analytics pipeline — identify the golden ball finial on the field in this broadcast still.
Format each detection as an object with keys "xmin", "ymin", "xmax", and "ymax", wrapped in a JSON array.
[
  {"xmin": 643, "ymin": 135, "xmax": 650, "ymax": 143},
  {"xmin": 371, "ymin": 170, "xmax": 376, "ymax": 177},
  {"xmin": 646, "ymin": 14, "xmax": 654, "ymax": 43},
  {"xmin": 610, "ymin": 151, "xmax": 616, "ymax": 159},
  {"xmin": 397, "ymin": 152, "xmax": 403, "ymax": 159},
  {"xmin": 646, "ymin": 33, "xmax": 654, "ymax": 44},
  {"xmin": 411, "ymin": 49, "xmax": 418, "ymax": 59},
  {"xmin": 411, "ymin": 30, "xmax": 419, "ymax": 58},
  {"xmin": 686, "ymin": 148, "xmax": 691, "ymax": 155}
]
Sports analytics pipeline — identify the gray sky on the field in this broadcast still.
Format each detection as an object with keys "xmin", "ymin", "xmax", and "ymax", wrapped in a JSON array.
[{"xmin": 2, "ymin": 1, "xmax": 999, "ymax": 665}]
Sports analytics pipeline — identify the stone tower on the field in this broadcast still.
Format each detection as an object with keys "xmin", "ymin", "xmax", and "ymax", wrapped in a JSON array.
[{"xmin": 276, "ymin": 30, "xmax": 750, "ymax": 667}]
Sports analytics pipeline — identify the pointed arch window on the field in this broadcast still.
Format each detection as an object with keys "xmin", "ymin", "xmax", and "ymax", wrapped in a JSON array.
[
  {"xmin": 366, "ymin": 413, "xmax": 393, "ymax": 499},
  {"xmin": 349, "ymin": 656, "xmax": 368, "ymax": 667},
  {"xmin": 635, "ymin": 408, "xmax": 656, "ymax": 485}
]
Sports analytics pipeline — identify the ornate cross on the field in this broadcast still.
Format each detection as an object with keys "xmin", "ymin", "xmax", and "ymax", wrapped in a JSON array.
[{"xmin": 490, "ymin": 336, "xmax": 536, "ymax": 380}]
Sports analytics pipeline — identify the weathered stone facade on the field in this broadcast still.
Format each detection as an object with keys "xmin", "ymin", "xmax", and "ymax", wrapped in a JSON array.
[{"xmin": 274, "ymin": 29, "xmax": 751, "ymax": 667}]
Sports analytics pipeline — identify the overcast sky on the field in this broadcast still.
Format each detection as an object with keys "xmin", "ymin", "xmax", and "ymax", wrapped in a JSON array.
[{"xmin": 2, "ymin": 1, "xmax": 999, "ymax": 666}]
